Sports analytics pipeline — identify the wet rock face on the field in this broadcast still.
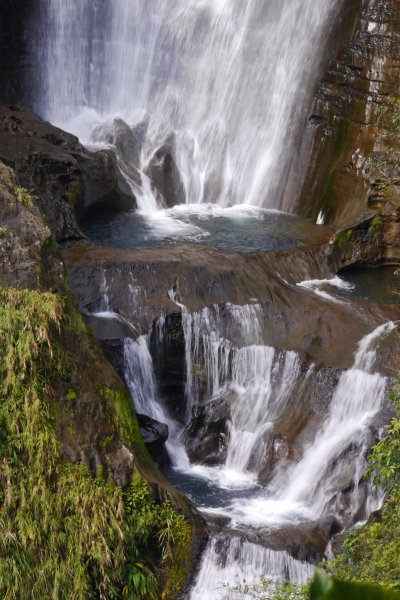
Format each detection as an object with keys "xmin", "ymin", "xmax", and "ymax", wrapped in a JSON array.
[
  {"xmin": 0, "ymin": 105, "xmax": 136, "ymax": 241},
  {"xmin": 149, "ymin": 313, "xmax": 187, "ymax": 424},
  {"xmin": 92, "ymin": 117, "xmax": 148, "ymax": 168},
  {"xmin": 329, "ymin": 214, "xmax": 400, "ymax": 270},
  {"xmin": 293, "ymin": 0, "xmax": 400, "ymax": 231},
  {"xmin": 63, "ymin": 238, "xmax": 400, "ymax": 375},
  {"xmin": 184, "ymin": 361, "xmax": 340, "ymax": 478},
  {"xmin": 146, "ymin": 135, "xmax": 186, "ymax": 207},
  {"xmin": 0, "ymin": 159, "xmax": 136, "ymax": 486},
  {"xmin": 0, "ymin": 161, "xmax": 65, "ymax": 290},
  {"xmin": 186, "ymin": 396, "xmax": 232, "ymax": 465},
  {"xmin": 136, "ymin": 413, "xmax": 169, "ymax": 466}
]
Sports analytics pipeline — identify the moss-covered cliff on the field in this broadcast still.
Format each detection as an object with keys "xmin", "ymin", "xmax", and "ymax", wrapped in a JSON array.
[{"xmin": 0, "ymin": 161, "xmax": 196, "ymax": 598}]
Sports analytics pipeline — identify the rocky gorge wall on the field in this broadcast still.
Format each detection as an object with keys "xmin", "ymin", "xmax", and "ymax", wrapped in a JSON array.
[
  {"xmin": 0, "ymin": 1, "xmax": 400, "ymax": 597},
  {"xmin": 292, "ymin": 0, "xmax": 400, "ymax": 235}
]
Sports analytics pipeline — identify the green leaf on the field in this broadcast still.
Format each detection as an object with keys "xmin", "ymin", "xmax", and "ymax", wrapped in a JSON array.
[
  {"xmin": 310, "ymin": 572, "xmax": 400, "ymax": 600},
  {"xmin": 310, "ymin": 571, "xmax": 334, "ymax": 599}
]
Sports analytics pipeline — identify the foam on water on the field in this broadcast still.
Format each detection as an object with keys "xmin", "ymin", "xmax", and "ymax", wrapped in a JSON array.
[{"xmin": 297, "ymin": 276, "xmax": 356, "ymax": 305}]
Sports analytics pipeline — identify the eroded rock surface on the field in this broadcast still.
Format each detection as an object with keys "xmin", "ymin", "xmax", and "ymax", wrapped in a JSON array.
[
  {"xmin": 146, "ymin": 135, "xmax": 186, "ymax": 207},
  {"xmin": 0, "ymin": 105, "xmax": 136, "ymax": 240},
  {"xmin": 293, "ymin": 0, "xmax": 400, "ymax": 231},
  {"xmin": 63, "ymin": 239, "xmax": 400, "ymax": 374}
]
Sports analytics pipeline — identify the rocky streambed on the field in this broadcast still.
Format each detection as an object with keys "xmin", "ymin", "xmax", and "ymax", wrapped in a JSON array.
[{"xmin": 64, "ymin": 215, "xmax": 400, "ymax": 597}]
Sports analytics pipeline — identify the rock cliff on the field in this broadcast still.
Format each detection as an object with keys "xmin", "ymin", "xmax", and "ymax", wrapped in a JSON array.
[{"xmin": 293, "ymin": 0, "xmax": 400, "ymax": 235}]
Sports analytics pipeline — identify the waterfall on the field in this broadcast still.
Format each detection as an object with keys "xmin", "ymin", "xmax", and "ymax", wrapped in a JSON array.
[
  {"xmin": 87, "ymin": 282, "xmax": 395, "ymax": 595},
  {"xmin": 41, "ymin": 0, "xmax": 343, "ymax": 209},
  {"xmin": 124, "ymin": 336, "xmax": 190, "ymax": 468},
  {"xmin": 190, "ymin": 537, "xmax": 314, "ymax": 600},
  {"xmin": 183, "ymin": 310, "xmax": 393, "ymax": 519},
  {"xmin": 226, "ymin": 322, "xmax": 394, "ymax": 529},
  {"xmin": 186, "ymin": 319, "xmax": 394, "ymax": 598}
]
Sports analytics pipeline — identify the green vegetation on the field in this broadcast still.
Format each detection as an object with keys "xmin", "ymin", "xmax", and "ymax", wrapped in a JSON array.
[
  {"xmin": 365, "ymin": 95, "xmax": 400, "ymax": 198},
  {"xmin": 223, "ymin": 577, "xmax": 307, "ymax": 599},
  {"xmin": 42, "ymin": 234, "xmax": 59, "ymax": 253},
  {"xmin": 310, "ymin": 571, "xmax": 400, "ymax": 600},
  {"xmin": 0, "ymin": 286, "xmax": 191, "ymax": 599},
  {"xmin": 333, "ymin": 228, "xmax": 352, "ymax": 250},
  {"xmin": 369, "ymin": 214, "xmax": 384, "ymax": 233},
  {"xmin": 0, "ymin": 170, "xmax": 35, "ymax": 208},
  {"xmin": 223, "ymin": 570, "xmax": 400, "ymax": 600},
  {"xmin": 376, "ymin": 96, "xmax": 400, "ymax": 133},
  {"xmin": 66, "ymin": 182, "xmax": 84, "ymax": 206},
  {"xmin": 14, "ymin": 184, "xmax": 34, "ymax": 208},
  {"xmin": 329, "ymin": 385, "xmax": 400, "ymax": 590}
]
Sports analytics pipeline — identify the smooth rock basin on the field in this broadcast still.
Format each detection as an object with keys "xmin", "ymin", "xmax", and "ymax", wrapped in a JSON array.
[
  {"xmin": 339, "ymin": 266, "xmax": 400, "ymax": 305},
  {"xmin": 80, "ymin": 204, "xmax": 332, "ymax": 254}
]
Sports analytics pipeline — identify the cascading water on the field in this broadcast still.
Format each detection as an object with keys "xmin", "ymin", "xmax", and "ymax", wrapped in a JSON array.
[
  {"xmin": 105, "ymin": 291, "xmax": 395, "ymax": 598},
  {"xmin": 41, "ymin": 0, "xmax": 343, "ymax": 209},
  {"xmin": 182, "ymin": 314, "xmax": 394, "ymax": 599},
  {"xmin": 190, "ymin": 538, "xmax": 314, "ymax": 600}
]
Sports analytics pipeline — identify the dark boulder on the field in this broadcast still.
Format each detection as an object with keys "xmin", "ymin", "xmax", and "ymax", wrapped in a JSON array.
[
  {"xmin": 0, "ymin": 105, "xmax": 136, "ymax": 241},
  {"xmin": 81, "ymin": 147, "xmax": 137, "ymax": 217},
  {"xmin": 91, "ymin": 117, "xmax": 148, "ymax": 168},
  {"xmin": 136, "ymin": 413, "xmax": 169, "ymax": 466},
  {"xmin": 146, "ymin": 135, "xmax": 186, "ymax": 208},
  {"xmin": 186, "ymin": 395, "xmax": 232, "ymax": 466}
]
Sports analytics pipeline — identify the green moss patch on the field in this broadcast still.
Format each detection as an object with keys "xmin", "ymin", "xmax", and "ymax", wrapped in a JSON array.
[{"xmin": 0, "ymin": 286, "xmax": 191, "ymax": 599}]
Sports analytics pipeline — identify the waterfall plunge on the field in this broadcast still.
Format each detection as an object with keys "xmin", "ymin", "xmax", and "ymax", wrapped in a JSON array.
[{"xmin": 41, "ymin": 0, "xmax": 343, "ymax": 209}]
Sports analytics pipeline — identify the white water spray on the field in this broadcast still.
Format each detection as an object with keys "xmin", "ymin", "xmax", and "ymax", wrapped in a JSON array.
[
  {"xmin": 42, "ymin": 0, "xmax": 343, "ymax": 209},
  {"xmin": 190, "ymin": 537, "xmax": 314, "ymax": 600}
]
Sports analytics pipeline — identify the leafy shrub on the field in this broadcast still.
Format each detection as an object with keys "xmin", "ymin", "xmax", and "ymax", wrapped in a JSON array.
[{"xmin": 330, "ymin": 386, "xmax": 400, "ymax": 589}]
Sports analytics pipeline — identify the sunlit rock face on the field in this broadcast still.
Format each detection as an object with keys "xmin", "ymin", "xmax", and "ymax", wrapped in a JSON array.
[{"xmin": 293, "ymin": 0, "xmax": 400, "ymax": 231}]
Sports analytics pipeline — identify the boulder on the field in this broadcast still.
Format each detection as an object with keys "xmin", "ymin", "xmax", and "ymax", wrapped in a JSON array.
[
  {"xmin": 0, "ymin": 105, "xmax": 136, "ymax": 240},
  {"xmin": 81, "ymin": 147, "xmax": 137, "ymax": 217},
  {"xmin": 186, "ymin": 395, "xmax": 232, "ymax": 465},
  {"xmin": 136, "ymin": 413, "xmax": 169, "ymax": 466},
  {"xmin": 146, "ymin": 135, "xmax": 186, "ymax": 207},
  {"xmin": 91, "ymin": 117, "xmax": 148, "ymax": 168}
]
